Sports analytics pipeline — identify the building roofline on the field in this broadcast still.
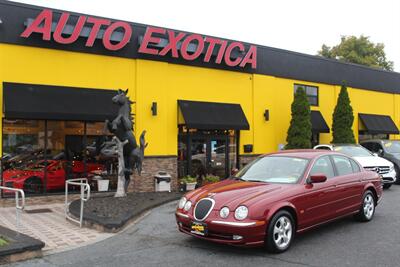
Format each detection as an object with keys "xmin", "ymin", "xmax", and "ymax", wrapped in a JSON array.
[{"xmin": 1, "ymin": 0, "xmax": 400, "ymax": 93}]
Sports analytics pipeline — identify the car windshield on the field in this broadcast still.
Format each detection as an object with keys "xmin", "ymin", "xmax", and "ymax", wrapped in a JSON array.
[
  {"xmin": 383, "ymin": 141, "xmax": 400, "ymax": 153},
  {"xmin": 333, "ymin": 146, "xmax": 372, "ymax": 157},
  {"xmin": 234, "ymin": 156, "xmax": 309, "ymax": 184}
]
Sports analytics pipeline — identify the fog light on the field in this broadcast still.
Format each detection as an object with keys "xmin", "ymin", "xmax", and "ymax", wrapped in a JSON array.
[{"xmin": 233, "ymin": 235, "xmax": 243, "ymax": 240}]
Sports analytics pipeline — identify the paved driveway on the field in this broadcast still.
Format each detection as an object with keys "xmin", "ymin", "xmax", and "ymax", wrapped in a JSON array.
[{"xmin": 7, "ymin": 186, "xmax": 400, "ymax": 267}]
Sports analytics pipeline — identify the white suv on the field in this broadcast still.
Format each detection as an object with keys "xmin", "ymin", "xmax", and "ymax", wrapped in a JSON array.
[{"xmin": 314, "ymin": 144, "xmax": 396, "ymax": 189}]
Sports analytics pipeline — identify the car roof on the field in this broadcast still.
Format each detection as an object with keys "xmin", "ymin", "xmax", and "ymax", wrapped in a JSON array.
[
  {"xmin": 360, "ymin": 139, "xmax": 400, "ymax": 142},
  {"xmin": 263, "ymin": 149, "xmax": 341, "ymax": 159},
  {"xmin": 317, "ymin": 143, "xmax": 361, "ymax": 147}
]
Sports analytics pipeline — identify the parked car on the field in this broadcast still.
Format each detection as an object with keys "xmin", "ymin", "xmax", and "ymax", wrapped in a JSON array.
[
  {"xmin": 176, "ymin": 150, "xmax": 382, "ymax": 252},
  {"xmin": 314, "ymin": 144, "xmax": 396, "ymax": 189},
  {"xmin": 360, "ymin": 140, "xmax": 400, "ymax": 184},
  {"xmin": 3, "ymin": 160, "xmax": 104, "ymax": 193}
]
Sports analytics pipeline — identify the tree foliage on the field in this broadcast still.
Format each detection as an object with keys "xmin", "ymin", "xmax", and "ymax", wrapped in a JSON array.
[
  {"xmin": 332, "ymin": 82, "xmax": 355, "ymax": 144},
  {"xmin": 318, "ymin": 35, "xmax": 394, "ymax": 71},
  {"xmin": 286, "ymin": 87, "xmax": 312, "ymax": 149}
]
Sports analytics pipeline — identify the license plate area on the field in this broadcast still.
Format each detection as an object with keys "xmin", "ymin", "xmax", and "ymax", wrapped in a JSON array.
[{"xmin": 191, "ymin": 221, "xmax": 207, "ymax": 236}]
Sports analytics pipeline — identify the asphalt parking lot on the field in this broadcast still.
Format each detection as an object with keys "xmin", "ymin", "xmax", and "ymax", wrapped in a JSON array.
[{"xmin": 7, "ymin": 185, "xmax": 400, "ymax": 267}]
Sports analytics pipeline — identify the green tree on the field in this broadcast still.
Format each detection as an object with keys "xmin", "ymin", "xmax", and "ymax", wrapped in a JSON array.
[
  {"xmin": 332, "ymin": 82, "xmax": 356, "ymax": 144},
  {"xmin": 286, "ymin": 87, "xmax": 312, "ymax": 149},
  {"xmin": 318, "ymin": 35, "xmax": 394, "ymax": 71}
]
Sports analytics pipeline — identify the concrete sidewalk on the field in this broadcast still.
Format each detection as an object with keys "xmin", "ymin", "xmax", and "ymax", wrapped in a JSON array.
[{"xmin": 0, "ymin": 203, "xmax": 113, "ymax": 255}]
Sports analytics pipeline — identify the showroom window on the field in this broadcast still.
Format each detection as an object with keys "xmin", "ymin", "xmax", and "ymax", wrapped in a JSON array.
[
  {"xmin": 1, "ymin": 119, "xmax": 117, "ymax": 197},
  {"xmin": 294, "ymin": 84, "xmax": 319, "ymax": 106}
]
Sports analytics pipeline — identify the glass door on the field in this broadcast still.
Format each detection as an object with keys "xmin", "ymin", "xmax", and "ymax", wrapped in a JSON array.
[
  {"xmin": 208, "ymin": 137, "xmax": 228, "ymax": 179},
  {"xmin": 178, "ymin": 129, "xmax": 238, "ymax": 181}
]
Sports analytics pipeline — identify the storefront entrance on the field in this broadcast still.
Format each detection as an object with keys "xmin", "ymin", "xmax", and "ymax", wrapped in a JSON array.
[
  {"xmin": 178, "ymin": 130, "xmax": 237, "ymax": 180},
  {"xmin": 177, "ymin": 100, "xmax": 249, "ymax": 182}
]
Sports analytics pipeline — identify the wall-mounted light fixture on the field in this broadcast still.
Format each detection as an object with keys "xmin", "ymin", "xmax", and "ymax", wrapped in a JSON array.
[
  {"xmin": 243, "ymin": 144, "xmax": 253, "ymax": 153},
  {"xmin": 151, "ymin": 102, "xmax": 157, "ymax": 116},
  {"xmin": 264, "ymin": 109, "xmax": 269, "ymax": 121}
]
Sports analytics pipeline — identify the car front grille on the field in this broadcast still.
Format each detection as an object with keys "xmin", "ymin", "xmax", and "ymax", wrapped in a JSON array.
[
  {"xmin": 364, "ymin": 166, "xmax": 390, "ymax": 175},
  {"xmin": 194, "ymin": 198, "xmax": 215, "ymax": 221}
]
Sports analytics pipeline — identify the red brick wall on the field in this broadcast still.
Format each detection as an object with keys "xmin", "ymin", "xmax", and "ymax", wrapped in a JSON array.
[{"xmin": 128, "ymin": 156, "xmax": 178, "ymax": 192}]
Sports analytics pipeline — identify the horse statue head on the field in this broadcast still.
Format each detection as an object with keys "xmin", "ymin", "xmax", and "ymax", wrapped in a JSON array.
[{"xmin": 112, "ymin": 89, "xmax": 132, "ymax": 106}]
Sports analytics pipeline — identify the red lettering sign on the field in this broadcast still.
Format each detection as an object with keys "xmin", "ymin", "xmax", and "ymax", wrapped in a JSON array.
[
  {"xmin": 159, "ymin": 30, "xmax": 185, "ymax": 58},
  {"xmin": 53, "ymin": 13, "xmax": 86, "ymax": 44},
  {"xmin": 21, "ymin": 9, "xmax": 132, "ymax": 51},
  {"xmin": 21, "ymin": 9, "xmax": 53, "ymax": 40},
  {"xmin": 224, "ymin": 42, "xmax": 245, "ymax": 67},
  {"xmin": 86, "ymin": 17, "xmax": 111, "ymax": 47},
  {"xmin": 103, "ymin": 21, "xmax": 132, "ymax": 51},
  {"xmin": 138, "ymin": 27, "xmax": 257, "ymax": 69},
  {"xmin": 138, "ymin": 27, "xmax": 165, "ymax": 55},
  {"xmin": 21, "ymin": 9, "xmax": 257, "ymax": 69},
  {"xmin": 180, "ymin": 34, "xmax": 204, "ymax": 61}
]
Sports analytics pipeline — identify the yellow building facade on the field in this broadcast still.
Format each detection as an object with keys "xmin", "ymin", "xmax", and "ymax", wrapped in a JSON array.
[{"xmin": 1, "ymin": 1, "xmax": 399, "ymax": 195}]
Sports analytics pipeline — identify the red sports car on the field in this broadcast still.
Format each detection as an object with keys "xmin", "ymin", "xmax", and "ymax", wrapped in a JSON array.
[
  {"xmin": 176, "ymin": 150, "xmax": 383, "ymax": 253},
  {"xmin": 3, "ymin": 160, "xmax": 104, "ymax": 193}
]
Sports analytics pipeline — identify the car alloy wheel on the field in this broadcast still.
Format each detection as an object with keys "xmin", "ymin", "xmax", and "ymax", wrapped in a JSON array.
[
  {"xmin": 273, "ymin": 216, "xmax": 292, "ymax": 249},
  {"xmin": 363, "ymin": 194, "xmax": 375, "ymax": 220},
  {"xmin": 355, "ymin": 190, "xmax": 375, "ymax": 222},
  {"xmin": 266, "ymin": 210, "xmax": 295, "ymax": 253}
]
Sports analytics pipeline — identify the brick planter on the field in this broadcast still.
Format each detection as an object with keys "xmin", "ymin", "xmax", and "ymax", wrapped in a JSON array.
[{"xmin": 128, "ymin": 156, "xmax": 178, "ymax": 192}]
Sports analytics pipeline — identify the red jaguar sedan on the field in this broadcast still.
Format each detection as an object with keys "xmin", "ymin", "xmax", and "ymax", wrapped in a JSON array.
[{"xmin": 176, "ymin": 150, "xmax": 383, "ymax": 253}]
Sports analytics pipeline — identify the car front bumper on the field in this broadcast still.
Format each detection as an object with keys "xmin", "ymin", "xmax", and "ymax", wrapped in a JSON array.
[
  {"xmin": 381, "ymin": 170, "xmax": 397, "ymax": 184},
  {"xmin": 175, "ymin": 211, "xmax": 266, "ymax": 247}
]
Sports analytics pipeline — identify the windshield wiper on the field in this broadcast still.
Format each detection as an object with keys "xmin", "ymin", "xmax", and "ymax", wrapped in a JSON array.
[{"xmin": 242, "ymin": 179, "xmax": 266, "ymax": 183}]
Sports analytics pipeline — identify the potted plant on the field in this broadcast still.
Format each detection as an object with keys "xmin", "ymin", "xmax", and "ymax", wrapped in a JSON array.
[
  {"xmin": 203, "ymin": 175, "xmax": 220, "ymax": 186},
  {"xmin": 0, "ymin": 236, "xmax": 8, "ymax": 248},
  {"xmin": 181, "ymin": 175, "xmax": 197, "ymax": 191}
]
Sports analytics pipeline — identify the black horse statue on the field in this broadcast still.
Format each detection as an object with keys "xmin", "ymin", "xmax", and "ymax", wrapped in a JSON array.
[{"xmin": 105, "ymin": 89, "xmax": 147, "ymax": 192}]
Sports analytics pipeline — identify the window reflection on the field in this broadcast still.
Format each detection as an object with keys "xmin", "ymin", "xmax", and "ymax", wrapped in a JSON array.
[
  {"xmin": 2, "ymin": 120, "xmax": 45, "ymax": 195},
  {"xmin": 1, "ymin": 119, "xmax": 117, "ymax": 196}
]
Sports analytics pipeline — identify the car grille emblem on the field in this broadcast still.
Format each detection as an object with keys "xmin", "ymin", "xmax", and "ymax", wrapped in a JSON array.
[{"xmin": 208, "ymin": 193, "xmax": 216, "ymax": 198}]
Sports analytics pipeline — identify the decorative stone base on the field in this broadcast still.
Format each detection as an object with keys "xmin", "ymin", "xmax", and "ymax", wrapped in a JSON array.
[
  {"xmin": 239, "ymin": 154, "xmax": 261, "ymax": 168},
  {"xmin": 127, "ymin": 156, "xmax": 178, "ymax": 192}
]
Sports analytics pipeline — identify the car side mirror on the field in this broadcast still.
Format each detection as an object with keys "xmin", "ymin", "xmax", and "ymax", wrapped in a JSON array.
[
  {"xmin": 309, "ymin": 174, "xmax": 327, "ymax": 184},
  {"xmin": 378, "ymin": 149, "xmax": 384, "ymax": 156},
  {"xmin": 372, "ymin": 153, "xmax": 378, "ymax": 157}
]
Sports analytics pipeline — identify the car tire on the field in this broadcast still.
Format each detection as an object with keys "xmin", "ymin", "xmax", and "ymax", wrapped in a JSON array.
[
  {"xmin": 24, "ymin": 177, "xmax": 43, "ymax": 194},
  {"xmin": 265, "ymin": 210, "xmax": 295, "ymax": 253},
  {"xmin": 383, "ymin": 184, "xmax": 392, "ymax": 189},
  {"xmin": 355, "ymin": 190, "xmax": 375, "ymax": 222},
  {"xmin": 395, "ymin": 165, "xmax": 400, "ymax": 185}
]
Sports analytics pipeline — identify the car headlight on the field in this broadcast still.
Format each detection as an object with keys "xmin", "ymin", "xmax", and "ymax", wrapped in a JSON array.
[
  {"xmin": 219, "ymin": 207, "xmax": 230, "ymax": 218},
  {"xmin": 178, "ymin": 197, "xmax": 187, "ymax": 209},
  {"xmin": 234, "ymin": 206, "xmax": 248, "ymax": 220},
  {"xmin": 184, "ymin": 201, "xmax": 192, "ymax": 211},
  {"xmin": 390, "ymin": 165, "xmax": 395, "ymax": 172}
]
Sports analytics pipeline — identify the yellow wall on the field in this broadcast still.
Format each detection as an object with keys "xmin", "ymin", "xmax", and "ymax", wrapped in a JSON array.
[
  {"xmin": 0, "ymin": 44, "xmax": 136, "ymax": 155},
  {"xmin": 1, "ymin": 43, "xmax": 400, "ymax": 157},
  {"xmin": 135, "ymin": 60, "xmax": 253, "ymax": 155}
]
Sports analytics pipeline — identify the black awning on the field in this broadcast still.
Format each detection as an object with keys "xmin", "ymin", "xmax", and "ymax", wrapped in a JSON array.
[
  {"xmin": 3, "ymin": 82, "xmax": 119, "ymax": 121},
  {"xmin": 359, "ymin": 113, "xmax": 399, "ymax": 134},
  {"xmin": 311, "ymin": 111, "xmax": 330, "ymax": 133},
  {"xmin": 178, "ymin": 100, "xmax": 249, "ymax": 130}
]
